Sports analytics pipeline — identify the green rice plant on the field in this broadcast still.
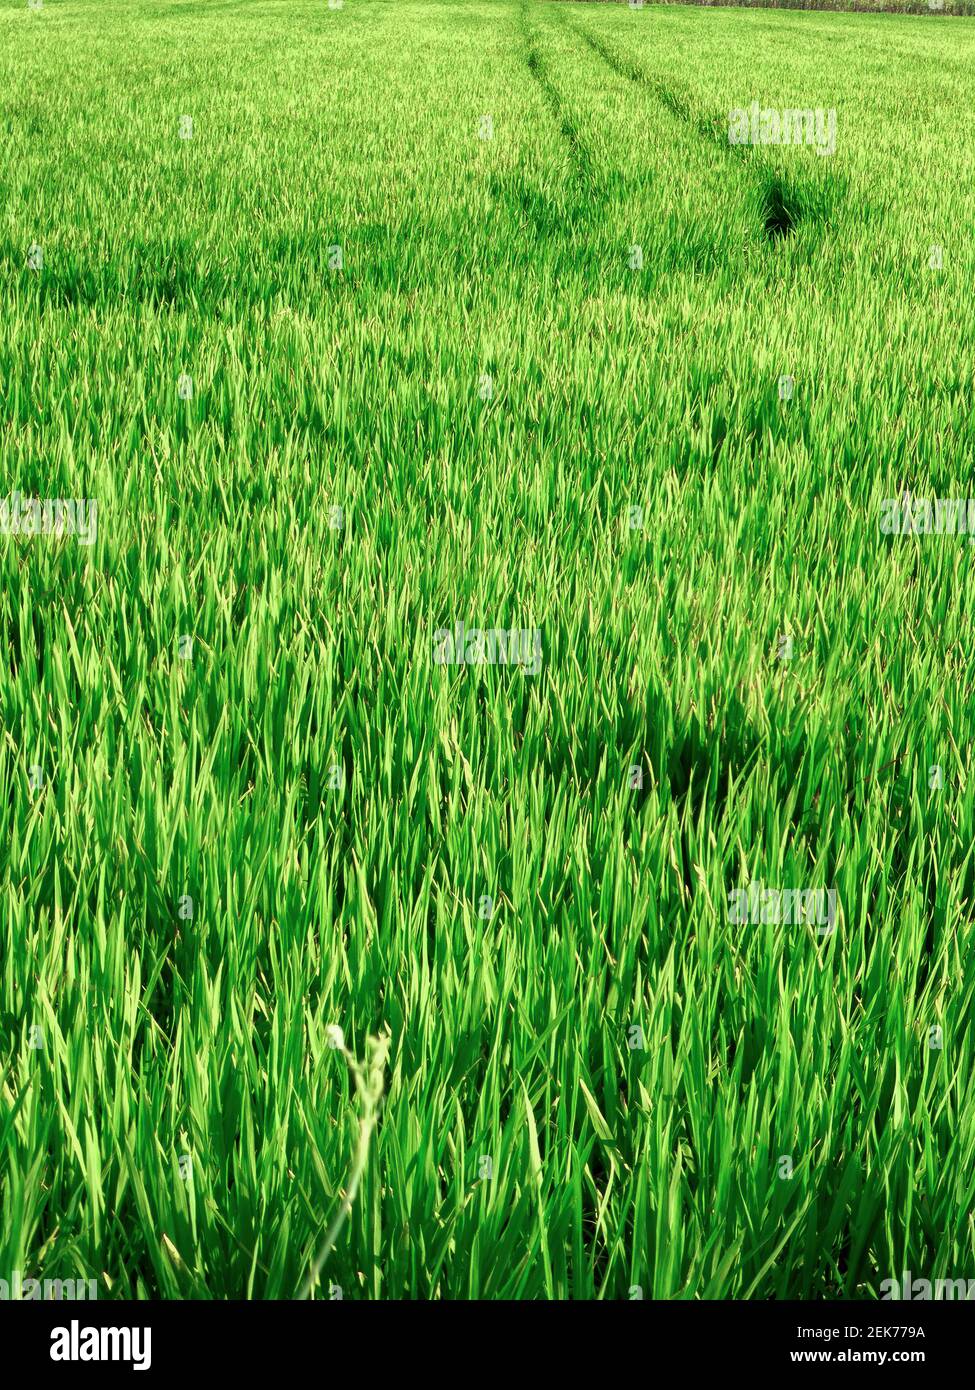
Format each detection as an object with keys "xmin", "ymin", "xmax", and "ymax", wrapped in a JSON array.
[{"xmin": 0, "ymin": 0, "xmax": 974, "ymax": 1302}]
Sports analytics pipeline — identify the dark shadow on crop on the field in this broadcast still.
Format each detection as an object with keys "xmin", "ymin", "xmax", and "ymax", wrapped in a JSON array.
[{"xmin": 761, "ymin": 175, "xmax": 798, "ymax": 240}]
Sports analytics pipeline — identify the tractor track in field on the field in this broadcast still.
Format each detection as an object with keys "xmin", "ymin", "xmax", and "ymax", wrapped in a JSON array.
[
  {"xmin": 566, "ymin": 17, "xmax": 725, "ymax": 147},
  {"xmin": 487, "ymin": 0, "xmax": 615, "ymax": 245},
  {"xmin": 557, "ymin": 10, "xmax": 849, "ymax": 244},
  {"xmin": 519, "ymin": 1, "xmax": 604, "ymax": 201},
  {"xmin": 496, "ymin": 0, "xmax": 844, "ymax": 262}
]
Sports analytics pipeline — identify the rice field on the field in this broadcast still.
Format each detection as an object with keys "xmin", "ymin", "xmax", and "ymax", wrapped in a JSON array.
[{"xmin": 2, "ymin": 0, "xmax": 975, "ymax": 1302}]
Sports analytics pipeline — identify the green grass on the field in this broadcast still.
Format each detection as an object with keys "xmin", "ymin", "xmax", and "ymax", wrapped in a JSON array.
[
  {"xmin": 587, "ymin": 0, "xmax": 975, "ymax": 17},
  {"xmin": 2, "ymin": 0, "xmax": 975, "ymax": 1300}
]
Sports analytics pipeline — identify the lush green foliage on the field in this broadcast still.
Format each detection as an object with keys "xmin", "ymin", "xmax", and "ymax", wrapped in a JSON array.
[
  {"xmin": 597, "ymin": 0, "xmax": 975, "ymax": 17},
  {"xmin": 2, "ymin": 0, "xmax": 975, "ymax": 1299}
]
